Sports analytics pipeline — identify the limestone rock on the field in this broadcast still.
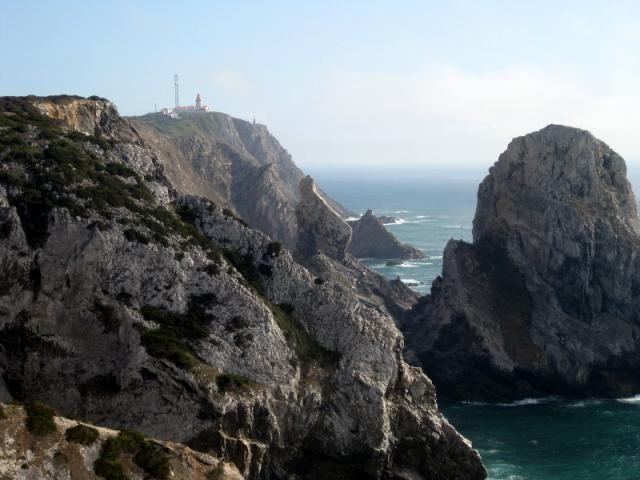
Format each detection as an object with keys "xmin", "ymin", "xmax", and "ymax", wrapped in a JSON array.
[
  {"xmin": 404, "ymin": 125, "xmax": 640, "ymax": 400},
  {"xmin": 0, "ymin": 96, "xmax": 486, "ymax": 479},
  {"xmin": 295, "ymin": 175, "xmax": 352, "ymax": 261},
  {"xmin": 348, "ymin": 210, "xmax": 425, "ymax": 259},
  {"xmin": 131, "ymin": 112, "xmax": 352, "ymax": 249}
]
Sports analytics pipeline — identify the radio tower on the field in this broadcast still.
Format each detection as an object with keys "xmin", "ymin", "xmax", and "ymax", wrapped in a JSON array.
[{"xmin": 174, "ymin": 74, "xmax": 180, "ymax": 117}]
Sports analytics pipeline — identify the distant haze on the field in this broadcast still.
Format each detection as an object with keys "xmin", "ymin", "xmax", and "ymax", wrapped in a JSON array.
[{"xmin": 3, "ymin": 1, "xmax": 640, "ymax": 168}]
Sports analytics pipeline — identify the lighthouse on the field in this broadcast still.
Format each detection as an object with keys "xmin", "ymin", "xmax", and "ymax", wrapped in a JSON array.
[{"xmin": 195, "ymin": 93, "xmax": 202, "ymax": 110}]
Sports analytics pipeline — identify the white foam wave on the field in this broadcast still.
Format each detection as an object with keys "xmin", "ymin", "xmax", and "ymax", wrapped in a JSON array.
[
  {"xmin": 444, "ymin": 225, "xmax": 471, "ymax": 229},
  {"xmin": 344, "ymin": 216, "xmax": 360, "ymax": 221},
  {"xmin": 497, "ymin": 397, "xmax": 558, "ymax": 407},
  {"xmin": 386, "ymin": 219, "xmax": 433, "ymax": 225},
  {"xmin": 568, "ymin": 399, "xmax": 603, "ymax": 408},
  {"xmin": 391, "ymin": 210, "xmax": 409, "ymax": 213},
  {"xmin": 430, "ymin": 255, "xmax": 443, "ymax": 260},
  {"xmin": 617, "ymin": 394, "xmax": 640, "ymax": 404}
]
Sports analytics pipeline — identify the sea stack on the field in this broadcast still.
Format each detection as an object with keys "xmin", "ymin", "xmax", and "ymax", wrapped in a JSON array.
[
  {"xmin": 403, "ymin": 125, "xmax": 640, "ymax": 400},
  {"xmin": 348, "ymin": 210, "xmax": 426, "ymax": 259}
]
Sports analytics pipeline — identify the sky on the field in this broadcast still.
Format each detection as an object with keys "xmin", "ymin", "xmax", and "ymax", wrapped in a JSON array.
[{"xmin": 3, "ymin": 1, "xmax": 640, "ymax": 169}]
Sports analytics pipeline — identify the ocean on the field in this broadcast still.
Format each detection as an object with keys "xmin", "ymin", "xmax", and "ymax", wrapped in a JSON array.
[{"xmin": 310, "ymin": 166, "xmax": 640, "ymax": 480}]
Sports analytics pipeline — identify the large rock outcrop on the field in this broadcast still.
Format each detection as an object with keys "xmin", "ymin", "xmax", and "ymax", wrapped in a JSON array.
[
  {"xmin": 295, "ymin": 175, "xmax": 352, "ymax": 261},
  {"xmin": 403, "ymin": 125, "xmax": 640, "ymax": 401},
  {"xmin": 295, "ymin": 176, "xmax": 420, "ymax": 320},
  {"xmin": 0, "ymin": 96, "xmax": 485, "ymax": 479},
  {"xmin": 348, "ymin": 210, "xmax": 425, "ymax": 259},
  {"xmin": 131, "ymin": 112, "xmax": 351, "ymax": 249}
]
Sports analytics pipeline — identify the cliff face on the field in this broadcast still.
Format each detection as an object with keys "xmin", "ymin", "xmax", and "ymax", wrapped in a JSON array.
[
  {"xmin": 131, "ymin": 112, "xmax": 350, "ymax": 250},
  {"xmin": 404, "ymin": 125, "xmax": 640, "ymax": 400},
  {"xmin": 348, "ymin": 210, "xmax": 425, "ymax": 259},
  {"xmin": 0, "ymin": 96, "xmax": 485, "ymax": 479}
]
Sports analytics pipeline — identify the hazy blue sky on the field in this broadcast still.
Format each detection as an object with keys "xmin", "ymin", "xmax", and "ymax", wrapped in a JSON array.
[{"xmin": 3, "ymin": 1, "xmax": 640, "ymax": 168}]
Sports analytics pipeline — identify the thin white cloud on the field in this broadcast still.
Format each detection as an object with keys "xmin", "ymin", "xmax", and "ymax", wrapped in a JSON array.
[
  {"xmin": 288, "ymin": 63, "xmax": 640, "ymax": 167},
  {"xmin": 212, "ymin": 70, "xmax": 252, "ymax": 96}
]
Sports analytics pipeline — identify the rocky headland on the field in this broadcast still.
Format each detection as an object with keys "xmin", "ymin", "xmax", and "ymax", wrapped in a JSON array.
[
  {"xmin": 0, "ymin": 95, "xmax": 485, "ymax": 479},
  {"xmin": 403, "ymin": 125, "xmax": 640, "ymax": 401},
  {"xmin": 348, "ymin": 210, "xmax": 425, "ymax": 260}
]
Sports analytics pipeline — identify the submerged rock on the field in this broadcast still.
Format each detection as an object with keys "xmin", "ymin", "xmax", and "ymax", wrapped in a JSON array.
[
  {"xmin": 348, "ymin": 210, "xmax": 425, "ymax": 260},
  {"xmin": 404, "ymin": 125, "xmax": 640, "ymax": 401},
  {"xmin": 379, "ymin": 215, "xmax": 397, "ymax": 224}
]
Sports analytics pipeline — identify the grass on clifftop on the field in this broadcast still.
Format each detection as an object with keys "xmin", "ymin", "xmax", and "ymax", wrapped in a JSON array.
[
  {"xmin": 25, "ymin": 401, "xmax": 57, "ymax": 436},
  {"xmin": 95, "ymin": 429, "xmax": 170, "ymax": 480}
]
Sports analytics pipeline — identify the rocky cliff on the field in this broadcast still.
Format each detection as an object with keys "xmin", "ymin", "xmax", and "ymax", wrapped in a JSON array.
[
  {"xmin": 348, "ymin": 210, "xmax": 425, "ymax": 259},
  {"xmin": 403, "ymin": 125, "xmax": 640, "ymax": 401},
  {"xmin": 295, "ymin": 176, "xmax": 420, "ymax": 322},
  {"xmin": 131, "ymin": 112, "xmax": 350, "ymax": 250},
  {"xmin": 0, "ymin": 95, "xmax": 485, "ymax": 479}
]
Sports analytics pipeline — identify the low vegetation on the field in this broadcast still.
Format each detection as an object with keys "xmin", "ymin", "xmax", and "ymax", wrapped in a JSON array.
[
  {"xmin": 94, "ymin": 429, "xmax": 170, "ymax": 480},
  {"xmin": 25, "ymin": 401, "xmax": 57, "ymax": 436},
  {"xmin": 138, "ymin": 294, "xmax": 217, "ymax": 369},
  {"xmin": 65, "ymin": 423, "xmax": 99, "ymax": 445},
  {"xmin": 0, "ymin": 405, "xmax": 6, "ymax": 420},
  {"xmin": 216, "ymin": 372, "xmax": 253, "ymax": 393},
  {"xmin": 0, "ymin": 97, "xmax": 228, "ymax": 256},
  {"xmin": 269, "ymin": 303, "xmax": 341, "ymax": 368}
]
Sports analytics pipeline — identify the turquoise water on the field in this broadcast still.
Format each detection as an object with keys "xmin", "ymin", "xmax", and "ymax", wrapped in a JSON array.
[
  {"xmin": 311, "ymin": 167, "xmax": 640, "ymax": 480},
  {"xmin": 444, "ymin": 398, "xmax": 640, "ymax": 480}
]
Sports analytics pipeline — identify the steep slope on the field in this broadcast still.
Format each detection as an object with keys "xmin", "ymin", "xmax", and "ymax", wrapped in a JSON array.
[
  {"xmin": 131, "ymin": 112, "xmax": 350, "ymax": 249},
  {"xmin": 348, "ymin": 210, "xmax": 425, "ymax": 259},
  {"xmin": 0, "ymin": 96, "xmax": 485, "ymax": 479},
  {"xmin": 404, "ymin": 125, "xmax": 640, "ymax": 401},
  {"xmin": 0, "ymin": 403, "xmax": 242, "ymax": 479},
  {"xmin": 295, "ymin": 176, "xmax": 420, "ymax": 322}
]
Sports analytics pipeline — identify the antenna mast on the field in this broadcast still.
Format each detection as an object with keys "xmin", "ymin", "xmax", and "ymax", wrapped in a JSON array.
[{"xmin": 174, "ymin": 74, "xmax": 180, "ymax": 116}]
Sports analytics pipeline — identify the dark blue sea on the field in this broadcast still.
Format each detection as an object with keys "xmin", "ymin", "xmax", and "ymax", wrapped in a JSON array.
[{"xmin": 310, "ymin": 166, "xmax": 640, "ymax": 480}]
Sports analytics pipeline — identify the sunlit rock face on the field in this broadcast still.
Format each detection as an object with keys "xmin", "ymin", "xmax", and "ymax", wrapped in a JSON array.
[
  {"xmin": 0, "ymin": 95, "xmax": 486, "ymax": 480},
  {"xmin": 404, "ymin": 125, "xmax": 640, "ymax": 401}
]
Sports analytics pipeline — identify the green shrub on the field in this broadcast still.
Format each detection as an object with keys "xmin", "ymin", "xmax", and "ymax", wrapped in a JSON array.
[
  {"xmin": 223, "ymin": 249, "xmax": 263, "ymax": 293},
  {"xmin": 94, "ymin": 437, "xmax": 127, "ymax": 480},
  {"xmin": 0, "ymin": 405, "xmax": 6, "ymax": 420},
  {"xmin": 264, "ymin": 241, "xmax": 282, "ymax": 259},
  {"xmin": 139, "ymin": 329, "xmax": 198, "ymax": 369},
  {"xmin": 138, "ymin": 297, "xmax": 216, "ymax": 370},
  {"xmin": 25, "ymin": 401, "xmax": 57, "ymax": 436},
  {"xmin": 94, "ymin": 429, "xmax": 170, "ymax": 480},
  {"xmin": 216, "ymin": 373, "xmax": 252, "ymax": 393},
  {"xmin": 269, "ymin": 303, "xmax": 341, "ymax": 368},
  {"xmin": 123, "ymin": 228, "xmax": 149, "ymax": 245},
  {"xmin": 65, "ymin": 424, "xmax": 99, "ymax": 445},
  {"xmin": 134, "ymin": 441, "xmax": 170, "ymax": 479}
]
